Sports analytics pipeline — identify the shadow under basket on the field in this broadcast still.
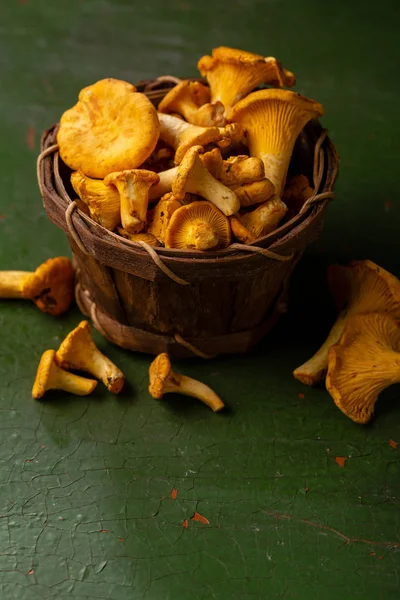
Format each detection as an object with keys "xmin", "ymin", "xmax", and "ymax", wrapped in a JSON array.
[{"xmin": 38, "ymin": 78, "xmax": 339, "ymax": 359}]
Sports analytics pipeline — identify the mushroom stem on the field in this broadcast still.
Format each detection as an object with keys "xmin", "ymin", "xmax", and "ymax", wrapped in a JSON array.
[
  {"xmin": 148, "ymin": 167, "xmax": 177, "ymax": 201},
  {"xmin": 32, "ymin": 349, "xmax": 97, "ymax": 399},
  {"xmin": 0, "ymin": 271, "xmax": 31, "ymax": 298},
  {"xmin": 293, "ymin": 313, "xmax": 348, "ymax": 386},
  {"xmin": 46, "ymin": 364, "xmax": 97, "ymax": 397},
  {"xmin": 259, "ymin": 152, "xmax": 289, "ymax": 197},
  {"xmin": 170, "ymin": 374, "xmax": 225, "ymax": 412},
  {"xmin": 172, "ymin": 145, "xmax": 240, "ymax": 216}
]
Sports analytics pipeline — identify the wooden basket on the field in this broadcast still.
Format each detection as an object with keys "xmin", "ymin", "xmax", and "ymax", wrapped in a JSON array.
[{"xmin": 37, "ymin": 77, "xmax": 339, "ymax": 359}]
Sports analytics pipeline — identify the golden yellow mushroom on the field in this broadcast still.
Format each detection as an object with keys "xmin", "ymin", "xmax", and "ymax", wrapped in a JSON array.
[
  {"xmin": 70, "ymin": 171, "xmax": 120, "ymax": 231},
  {"xmin": 230, "ymin": 195, "xmax": 287, "ymax": 243},
  {"xmin": 201, "ymin": 149, "xmax": 265, "ymax": 187},
  {"xmin": 326, "ymin": 313, "xmax": 400, "ymax": 424},
  {"xmin": 147, "ymin": 193, "xmax": 183, "ymax": 244},
  {"xmin": 57, "ymin": 78, "xmax": 160, "ymax": 178},
  {"xmin": 32, "ymin": 349, "xmax": 97, "ymax": 399},
  {"xmin": 104, "ymin": 169, "xmax": 159, "ymax": 234},
  {"xmin": 158, "ymin": 80, "xmax": 226, "ymax": 127},
  {"xmin": 158, "ymin": 113, "xmax": 224, "ymax": 165},
  {"xmin": 282, "ymin": 174, "xmax": 314, "ymax": 213},
  {"xmin": 228, "ymin": 89, "xmax": 324, "ymax": 195},
  {"xmin": 198, "ymin": 46, "xmax": 295, "ymax": 112},
  {"xmin": 55, "ymin": 320, "xmax": 125, "ymax": 394},
  {"xmin": 232, "ymin": 179, "xmax": 276, "ymax": 208},
  {"xmin": 293, "ymin": 260, "xmax": 400, "ymax": 386},
  {"xmin": 149, "ymin": 353, "xmax": 225, "ymax": 412},
  {"xmin": 117, "ymin": 230, "xmax": 160, "ymax": 246},
  {"xmin": 0, "ymin": 257, "xmax": 74, "ymax": 316},
  {"xmin": 165, "ymin": 201, "xmax": 231, "ymax": 251},
  {"xmin": 172, "ymin": 145, "xmax": 240, "ymax": 216}
]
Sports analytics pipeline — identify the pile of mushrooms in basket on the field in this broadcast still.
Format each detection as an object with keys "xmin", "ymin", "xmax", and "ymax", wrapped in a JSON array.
[
  {"xmin": 5, "ymin": 45, "xmax": 398, "ymax": 425},
  {"xmin": 57, "ymin": 46, "xmax": 322, "ymax": 251}
]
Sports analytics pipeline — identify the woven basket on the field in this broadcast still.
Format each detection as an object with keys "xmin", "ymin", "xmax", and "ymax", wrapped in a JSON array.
[{"xmin": 37, "ymin": 77, "xmax": 339, "ymax": 359}]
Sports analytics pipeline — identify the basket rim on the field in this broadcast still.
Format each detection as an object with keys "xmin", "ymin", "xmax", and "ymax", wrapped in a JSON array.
[{"xmin": 39, "ymin": 79, "xmax": 339, "ymax": 263}]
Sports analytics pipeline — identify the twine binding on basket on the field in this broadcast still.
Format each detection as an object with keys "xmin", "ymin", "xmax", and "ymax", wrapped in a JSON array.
[{"xmin": 36, "ymin": 127, "xmax": 332, "ymax": 286}]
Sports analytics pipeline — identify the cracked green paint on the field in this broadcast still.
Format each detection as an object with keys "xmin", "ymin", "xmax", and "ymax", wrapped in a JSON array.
[{"xmin": 1, "ymin": 0, "xmax": 400, "ymax": 598}]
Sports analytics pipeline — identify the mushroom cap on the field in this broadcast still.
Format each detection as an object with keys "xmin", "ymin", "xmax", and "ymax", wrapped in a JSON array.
[
  {"xmin": 282, "ymin": 174, "xmax": 313, "ymax": 212},
  {"xmin": 147, "ymin": 192, "xmax": 183, "ymax": 243},
  {"xmin": 149, "ymin": 353, "xmax": 172, "ymax": 399},
  {"xmin": 165, "ymin": 201, "xmax": 231, "ymax": 250},
  {"xmin": 23, "ymin": 257, "xmax": 75, "ymax": 316},
  {"xmin": 326, "ymin": 313, "xmax": 400, "ymax": 424},
  {"xmin": 71, "ymin": 170, "xmax": 121, "ymax": 231},
  {"xmin": 229, "ymin": 215, "xmax": 256, "ymax": 244},
  {"xmin": 198, "ymin": 47, "xmax": 295, "ymax": 89},
  {"xmin": 234, "ymin": 178, "xmax": 276, "ymax": 207},
  {"xmin": 158, "ymin": 80, "xmax": 210, "ymax": 114},
  {"xmin": 58, "ymin": 78, "xmax": 160, "ymax": 179},
  {"xmin": 117, "ymin": 230, "xmax": 159, "ymax": 246},
  {"xmin": 104, "ymin": 168, "xmax": 159, "ymax": 187},
  {"xmin": 32, "ymin": 349, "xmax": 56, "ymax": 399},
  {"xmin": 328, "ymin": 260, "xmax": 400, "ymax": 317},
  {"xmin": 228, "ymin": 88, "xmax": 324, "ymax": 124},
  {"xmin": 56, "ymin": 321, "xmax": 94, "ymax": 368},
  {"xmin": 241, "ymin": 194, "xmax": 288, "ymax": 238},
  {"xmin": 201, "ymin": 148, "xmax": 224, "ymax": 178}
]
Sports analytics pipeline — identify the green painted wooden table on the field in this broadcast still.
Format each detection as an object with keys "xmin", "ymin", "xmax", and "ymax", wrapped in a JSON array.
[{"xmin": 1, "ymin": 1, "xmax": 400, "ymax": 598}]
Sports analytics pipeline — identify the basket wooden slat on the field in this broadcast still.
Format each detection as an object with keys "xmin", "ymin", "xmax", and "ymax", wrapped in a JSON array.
[{"xmin": 38, "ymin": 79, "xmax": 339, "ymax": 358}]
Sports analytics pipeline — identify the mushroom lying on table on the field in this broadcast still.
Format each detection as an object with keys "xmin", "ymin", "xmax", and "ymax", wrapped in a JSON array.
[
  {"xmin": 0, "ymin": 257, "xmax": 74, "ymax": 316},
  {"xmin": 326, "ymin": 313, "xmax": 400, "ymax": 424},
  {"xmin": 293, "ymin": 260, "xmax": 400, "ymax": 386},
  {"xmin": 149, "ymin": 353, "xmax": 225, "ymax": 412},
  {"xmin": 32, "ymin": 350, "xmax": 97, "ymax": 399},
  {"xmin": 198, "ymin": 46, "xmax": 295, "ymax": 114},
  {"xmin": 55, "ymin": 320, "xmax": 125, "ymax": 394},
  {"xmin": 57, "ymin": 78, "xmax": 160, "ymax": 178},
  {"xmin": 228, "ymin": 89, "xmax": 324, "ymax": 196}
]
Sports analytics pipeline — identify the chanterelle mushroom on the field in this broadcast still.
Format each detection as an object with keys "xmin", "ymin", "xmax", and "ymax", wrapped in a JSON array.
[
  {"xmin": 147, "ymin": 193, "xmax": 183, "ymax": 244},
  {"xmin": 201, "ymin": 149, "xmax": 265, "ymax": 187},
  {"xmin": 228, "ymin": 89, "xmax": 324, "ymax": 195},
  {"xmin": 32, "ymin": 349, "xmax": 97, "ymax": 399},
  {"xmin": 158, "ymin": 113, "xmax": 225, "ymax": 165},
  {"xmin": 58, "ymin": 78, "xmax": 160, "ymax": 178},
  {"xmin": 326, "ymin": 313, "xmax": 400, "ymax": 424},
  {"xmin": 148, "ymin": 166, "xmax": 178, "ymax": 202},
  {"xmin": 233, "ymin": 179, "xmax": 276, "ymax": 207},
  {"xmin": 165, "ymin": 201, "xmax": 231, "ymax": 251},
  {"xmin": 293, "ymin": 260, "xmax": 400, "ymax": 386},
  {"xmin": 55, "ymin": 320, "xmax": 125, "ymax": 394},
  {"xmin": 149, "ymin": 353, "xmax": 225, "ymax": 412},
  {"xmin": 172, "ymin": 145, "xmax": 240, "ymax": 216},
  {"xmin": 71, "ymin": 171, "xmax": 120, "ymax": 231},
  {"xmin": 158, "ymin": 80, "xmax": 226, "ymax": 127},
  {"xmin": 0, "ymin": 257, "xmax": 74, "ymax": 316},
  {"xmin": 282, "ymin": 174, "xmax": 314, "ymax": 213},
  {"xmin": 230, "ymin": 195, "xmax": 288, "ymax": 243},
  {"xmin": 117, "ymin": 230, "xmax": 159, "ymax": 246},
  {"xmin": 198, "ymin": 46, "xmax": 295, "ymax": 113},
  {"xmin": 104, "ymin": 169, "xmax": 159, "ymax": 234}
]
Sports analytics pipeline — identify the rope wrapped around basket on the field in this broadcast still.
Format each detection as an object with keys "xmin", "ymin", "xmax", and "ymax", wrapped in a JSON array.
[{"xmin": 36, "ymin": 82, "xmax": 337, "ymax": 359}]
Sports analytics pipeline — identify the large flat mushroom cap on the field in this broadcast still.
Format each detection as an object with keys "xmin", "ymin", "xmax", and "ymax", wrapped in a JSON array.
[{"xmin": 58, "ymin": 78, "xmax": 160, "ymax": 179}]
